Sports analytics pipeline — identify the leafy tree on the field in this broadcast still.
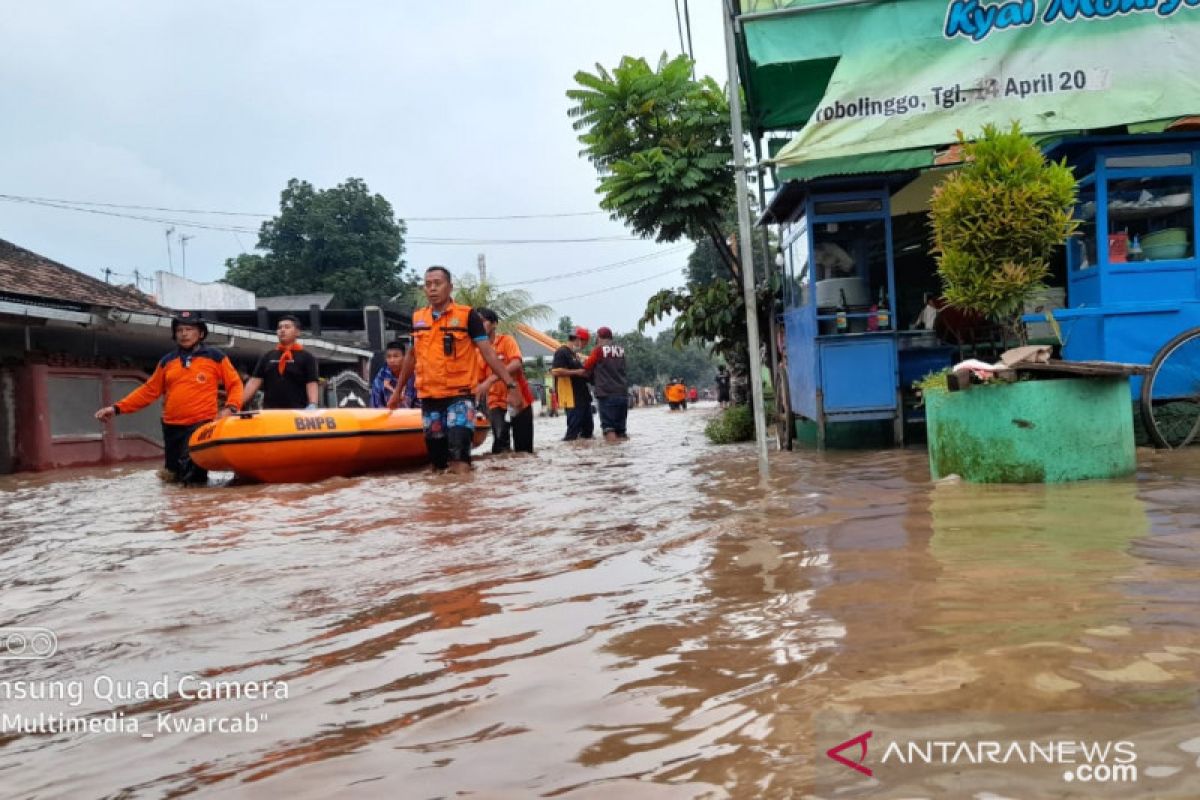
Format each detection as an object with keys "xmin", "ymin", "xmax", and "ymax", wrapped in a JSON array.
[
  {"xmin": 223, "ymin": 177, "xmax": 415, "ymax": 307},
  {"xmin": 569, "ymin": 54, "xmax": 776, "ymax": 405},
  {"xmin": 451, "ymin": 275, "xmax": 553, "ymax": 334},
  {"xmin": 568, "ymin": 54, "xmax": 739, "ymax": 278},
  {"xmin": 613, "ymin": 330, "xmax": 716, "ymax": 389},
  {"xmin": 547, "ymin": 315, "xmax": 576, "ymax": 342}
]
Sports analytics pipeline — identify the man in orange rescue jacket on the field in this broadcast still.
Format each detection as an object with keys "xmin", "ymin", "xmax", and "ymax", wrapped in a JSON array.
[
  {"xmin": 473, "ymin": 307, "xmax": 534, "ymax": 454},
  {"xmin": 94, "ymin": 311, "xmax": 243, "ymax": 485},
  {"xmin": 387, "ymin": 266, "xmax": 522, "ymax": 473}
]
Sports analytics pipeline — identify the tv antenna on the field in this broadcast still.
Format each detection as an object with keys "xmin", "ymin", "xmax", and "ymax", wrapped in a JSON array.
[
  {"xmin": 179, "ymin": 234, "xmax": 195, "ymax": 278},
  {"xmin": 165, "ymin": 226, "xmax": 176, "ymax": 273}
]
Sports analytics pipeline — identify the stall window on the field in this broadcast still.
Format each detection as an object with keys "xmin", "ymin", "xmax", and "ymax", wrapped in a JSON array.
[
  {"xmin": 813, "ymin": 198, "xmax": 883, "ymax": 216},
  {"xmin": 1104, "ymin": 174, "xmax": 1194, "ymax": 263},
  {"xmin": 1105, "ymin": 153, "xmax": 1192, "ymax": 169},
  {"xmin": 1072, "ymin": 182, "xmax": 1098, "ymax": 270},
  {"xmin": 783, "ymin": 215, "xmax": 810, "ymax": 308},
  {"xmin": 811, "ymin": 218, "xmax": 887, "ymax": 310}
]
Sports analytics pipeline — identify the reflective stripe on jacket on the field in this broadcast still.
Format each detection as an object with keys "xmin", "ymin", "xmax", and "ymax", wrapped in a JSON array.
[{"xmin": 114, "ymin": 346, "xmax": 243, "ymax": 425}]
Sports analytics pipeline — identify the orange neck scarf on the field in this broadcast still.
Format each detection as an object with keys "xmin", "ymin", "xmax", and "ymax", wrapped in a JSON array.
[{"xmin": 276, "ymin": 342, "xmax": 303, "ymax": 374}]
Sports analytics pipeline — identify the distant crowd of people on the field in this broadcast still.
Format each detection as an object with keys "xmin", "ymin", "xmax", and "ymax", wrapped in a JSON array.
[{"xmin": 93, "ymin": 264, "xmax": 738, "ymax": 484}]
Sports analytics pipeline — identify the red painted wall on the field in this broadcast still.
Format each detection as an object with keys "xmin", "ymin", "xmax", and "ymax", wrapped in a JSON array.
[{"xmin": 14, "ymin": 365, "xmax": 162, "ymax": 472}]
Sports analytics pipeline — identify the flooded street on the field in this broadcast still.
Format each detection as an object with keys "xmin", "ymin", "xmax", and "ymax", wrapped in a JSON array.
[{"xmin": 2, "ymin": 403, "xmax": 1199, "ymax": 798}]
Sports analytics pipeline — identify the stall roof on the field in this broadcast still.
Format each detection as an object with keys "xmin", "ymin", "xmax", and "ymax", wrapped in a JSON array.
[{"xmin": 736, "ymin": 1, "xmax": 1200, "ymax": 175}]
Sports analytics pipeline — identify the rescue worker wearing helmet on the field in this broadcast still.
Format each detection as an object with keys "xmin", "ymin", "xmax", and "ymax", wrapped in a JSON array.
[
  {"xmin": 386, "ymin": 266, "xmax": 523, "ymax": 473},
  {"xmin": 94, "ymin": 311, "xmax": 244, "ymax": 485}
]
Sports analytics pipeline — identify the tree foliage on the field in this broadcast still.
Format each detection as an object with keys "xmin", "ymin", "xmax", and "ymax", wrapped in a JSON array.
[
  {"xmin": 223, "ymin": 177, "xmax": 414, "ymax": 307},
  {"xmin": 568, "ymin": 52, "xmax": 778, "ymax": 407},
  {"xmin": 931, "ymin": 123, "xmax": 1078, "ymax": 340},
  {"xmin": 568, "ymin": 54, "xmax": 739, "ymax": 278},
  {"xmin": 547, "ymin": 316, "xmax": 576, "ymax": 342},
  {"xmin": 615, "ymin": 329, "xmax": 715, "ymax": 388}
]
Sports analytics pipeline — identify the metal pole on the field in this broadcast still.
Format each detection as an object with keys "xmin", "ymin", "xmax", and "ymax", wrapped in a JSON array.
[
  {"xmin": 723, "ymin": 0, "xmax": 770, "ymax": 480},
  {"xmin": 753, "ymin": 138, "xmax": 781, "ymax": 399}
]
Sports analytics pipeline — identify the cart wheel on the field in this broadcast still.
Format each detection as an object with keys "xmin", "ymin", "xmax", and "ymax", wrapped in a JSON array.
[
  {"xmin": 775, "ymin": 365, "xmax": 794, "ymax": 451},
  {"xmin": 1141, "ymin": 326, "xmax": 1200, "ymax": 449}
]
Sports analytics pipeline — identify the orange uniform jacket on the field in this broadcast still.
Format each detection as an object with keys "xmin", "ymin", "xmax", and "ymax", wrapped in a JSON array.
[
  {"xmin": 665, "ymin": 383, "xmax": 687, "ymax": 403},
  {"xmin": 474, "ymin": 334, "xmax": 534, "ymax": 410},
  {"xmin": 412, "ymin": 301, "xmax": 482, "ymax": 400},
  {"xmin": 114, "ymin": 345, "xmax": 244, "ymax": 426}
]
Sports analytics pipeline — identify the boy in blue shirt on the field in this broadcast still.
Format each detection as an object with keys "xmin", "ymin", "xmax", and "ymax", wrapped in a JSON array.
[{"xmin": 370, "ymin": 340, "xmax": 418, "ymax": 409}]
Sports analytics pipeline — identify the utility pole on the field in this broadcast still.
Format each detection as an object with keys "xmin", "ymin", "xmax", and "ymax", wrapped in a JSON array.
[
  {"xmin": 165, "ymin": 226, "xmax": 176, "ymax": 273},
  {"xmin": 180, "ymin": 234, "xmax": 194, "ymax": 278},
  {"xmin": 103, "ymin": 268, "xmax": 112, "ymax": 284},
  {"xmin": 477, "ymin": 253, "xmax": 487, "ymax": 283},
  {"xmin": 723, "ymin": 0, "xmax": 770, "ymax": 480}
]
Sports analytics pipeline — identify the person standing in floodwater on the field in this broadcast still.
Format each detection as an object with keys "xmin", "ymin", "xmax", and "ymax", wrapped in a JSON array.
[
  {"xmin": 242, "ymin": 314, "xmax": 319, "ymax": 410},
  {"xmin": 582, "ymin": 326, "xmax": 628, "ymax": 442},
  {"xmin": 93, "ymin": 311, "xmax": 243, "ymax": 485},
  {"xmin": 386, "ymin": 265, "xmax": 520, "ymax": 474},
  {"xmin": 551, "ymin": 327, "xmax": 594, "ymax": 441},
  {"xmin": 665, "ymin": 378, "xmax": 687, "ymax": 411},
  {"xmin": 474, "ymin": 307, "xmax": 534, "ymax": 454},
  {"xmin": 716, "ymin": 366, "xmax": 731, "ymax": 409}
]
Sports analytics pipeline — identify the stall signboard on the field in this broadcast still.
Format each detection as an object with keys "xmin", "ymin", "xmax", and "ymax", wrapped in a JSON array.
[{"xmin": 747, "ymin": 0, "xmax": 1200, "ymax": 168}]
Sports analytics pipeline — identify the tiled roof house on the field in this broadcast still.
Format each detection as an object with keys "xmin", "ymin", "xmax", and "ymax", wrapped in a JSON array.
[{"xmin": 0, "ymin": 237, "xmax": 163, "ymax": 313}]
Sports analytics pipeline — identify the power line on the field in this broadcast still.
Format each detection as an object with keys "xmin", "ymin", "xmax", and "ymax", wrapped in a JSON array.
[
  {"xmin": 407, "ymin": 211, "xmax": 606, "ymax": 222},
  {"xmin": 683, "ymin": 0, "xmax": 696, "ymax": 79},
  {"xmin": 540, "ymin": 266, "xmax": 681, "ymax": 303},
  {"xmin": 497, "ymin": 245, "xmax": 690, "ymax": 287},
  {"xmin": 0, "ymin": 195, "xmax": 261, "ymax": 233},
  {"xmin": 674, "ymin": 0, "xmax": 688, "ymax": 57},
  {"xmin": 410, "ymin": 235, "xmax": 639, "ymax": 245},
  {"xmin": 0, "ymin": 193, "xmax": 607, "ymax": 222},
  {"xmin": 0, "ymin": 195, "xmax": 641, "ymax": 243}
]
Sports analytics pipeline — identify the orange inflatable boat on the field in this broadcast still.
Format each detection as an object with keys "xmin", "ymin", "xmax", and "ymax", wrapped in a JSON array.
[{"xmin": 188, "ymin": 408, "xmax": 490, "ymax": 483}]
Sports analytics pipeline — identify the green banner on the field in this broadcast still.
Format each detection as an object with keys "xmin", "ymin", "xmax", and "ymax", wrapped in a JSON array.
[{"xmin": 750, "ymin": 1, "xmax": 1200, "ymax": 168}]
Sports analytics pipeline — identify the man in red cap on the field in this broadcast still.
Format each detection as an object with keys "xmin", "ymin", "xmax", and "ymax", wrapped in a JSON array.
[
  {"xmin": 583, "ymin": 326, "xmax": 628, "ymax": 441},
  {"xmin": 550, "ymin": 326, "xmax": 594, "ymax": 441}
]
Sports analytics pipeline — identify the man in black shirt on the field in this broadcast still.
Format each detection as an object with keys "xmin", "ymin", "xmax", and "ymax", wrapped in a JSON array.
[
  {"xmin": 244, "ymin": 315, "xmax": 320, "ymax": 410},
  {"xmin": 550, "ymin": 327, "xmax": 594, "ymax": 441}
]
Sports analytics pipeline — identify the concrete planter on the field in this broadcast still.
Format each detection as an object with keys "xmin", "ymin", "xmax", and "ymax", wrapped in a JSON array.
[{"xmin": 926, "ymin": 377, "xmax": 1135, "ymax": 483}]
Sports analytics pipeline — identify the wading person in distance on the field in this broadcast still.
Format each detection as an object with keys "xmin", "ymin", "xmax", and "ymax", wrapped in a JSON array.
[
  {"xmin": 716, "ymin": 366, "xmax": 731, "ymax": 409},
  {"xmin": 370, "ymin": 340, "xmax": 417, "ymax": 409},
  {"xmin": 550, "ymin": 327, "xmax": 594, "ymax": 441},
  {"xmin": 386, "ymin": 266, "xmax": 521, "ymax": 474},
  {"xmin": 582, "ymin": 326, "xmax": 628, "ymax": 442},
  {"xmin": 474, "ymin": 308, "xmax": 534, "ymax": 454},
  {"xmin": 242, "ymin": 315, "xmax": 319, "ymax": 410},
  {"xmin": 94, "ymin": 311, "xmax": 243, "ymax": 485},
  {"xmin": 665, "ymin": 377, "xmax": 687, "ymax": 411}
]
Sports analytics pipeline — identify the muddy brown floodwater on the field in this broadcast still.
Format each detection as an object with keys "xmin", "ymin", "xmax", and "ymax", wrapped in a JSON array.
[{"xmin": 2, "ymin": 403, "xmax": 1199, "ymax": 799}]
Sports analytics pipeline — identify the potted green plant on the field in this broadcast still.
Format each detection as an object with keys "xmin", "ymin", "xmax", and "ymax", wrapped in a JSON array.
[
  {"xmin": 931, "ymin": 122, "xmax": 1078, "ymax": 345},
  {"xmin": 924, "ymin": 124, "xmax": 1136, "ymax": 483}
]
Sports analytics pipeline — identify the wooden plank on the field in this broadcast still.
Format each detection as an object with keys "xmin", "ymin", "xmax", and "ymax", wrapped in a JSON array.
[{"xmin": 1012, "ymin": 360, "xmax": 1151, "ymax": 377}]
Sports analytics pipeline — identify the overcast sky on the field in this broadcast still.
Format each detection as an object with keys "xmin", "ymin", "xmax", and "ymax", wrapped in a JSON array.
[{"xmin": 0, "ymin": 1, "xmax": 732, "ymax": 334}]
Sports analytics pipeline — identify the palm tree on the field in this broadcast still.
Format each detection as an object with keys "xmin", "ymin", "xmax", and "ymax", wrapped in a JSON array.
[{"xmin": 452, "ymin": 275, "xmax": 553, "ymax": 335}]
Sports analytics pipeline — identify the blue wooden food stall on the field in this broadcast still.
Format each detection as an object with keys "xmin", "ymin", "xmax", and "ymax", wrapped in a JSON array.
[{"xmin": 732, "ymin": 0, "xmax": 1200, "ymax": 448}]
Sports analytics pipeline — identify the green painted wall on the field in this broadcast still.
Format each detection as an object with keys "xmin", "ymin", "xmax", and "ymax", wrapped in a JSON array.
[{"xmin": 926, "ymin": 377, "xmax": 1136, "ymax": 483}]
